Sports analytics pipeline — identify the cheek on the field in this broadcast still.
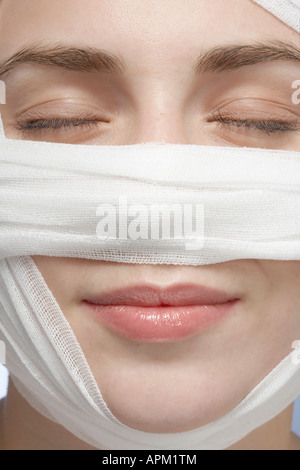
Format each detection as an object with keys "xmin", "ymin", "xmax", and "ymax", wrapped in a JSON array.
[
  {"xmin": 257, "ymin": 260, "xmax": 300, "ymax": 344},
  {"xmin": 31, "ymin": 256, "xmax": 84, "ymax": 306},
  {"xmin": 256, "ymin": 260, "xmax": 300, "ymax": 292}
]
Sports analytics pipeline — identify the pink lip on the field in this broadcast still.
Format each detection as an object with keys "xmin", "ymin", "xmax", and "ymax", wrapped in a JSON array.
[{"xmin": 83, "ymin": 284, "xmax": 239, "ymax": 342}]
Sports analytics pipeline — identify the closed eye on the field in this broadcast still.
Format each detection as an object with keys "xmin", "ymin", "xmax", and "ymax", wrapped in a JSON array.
[
  {"xmin": 14, "ymin": 116, "xmax": 108, "ymax": 135},
  {"xmin": 209, "ymin": 111, "xmax": 299, "ymax": 135}
]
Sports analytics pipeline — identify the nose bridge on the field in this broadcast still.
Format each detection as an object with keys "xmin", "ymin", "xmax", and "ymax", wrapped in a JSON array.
[
  {"xmin": 130, "ymin": 75, "xmax": 189, "ymax": 144},
  {"xmin": 135, "ymin": 110, "xmax": 185, "ymax": 144}
]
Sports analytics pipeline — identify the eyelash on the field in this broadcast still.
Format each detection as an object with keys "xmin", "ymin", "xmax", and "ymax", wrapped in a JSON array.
[
  {"xmin": 211, "ymin": 111, "xmax": 299, "ymax": 135},
  {"xmin": 15, "ymin": 113, "xmax": 299, "ymax": 136},
  {"xmin": 15, "ymin": 117, "xmax": 103, "ymax": 134}
]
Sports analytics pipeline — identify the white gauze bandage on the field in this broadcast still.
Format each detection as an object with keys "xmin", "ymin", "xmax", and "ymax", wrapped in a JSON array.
[{"xmin": 0, "ymin": 103, "xmax": 300, "ymax": 450}]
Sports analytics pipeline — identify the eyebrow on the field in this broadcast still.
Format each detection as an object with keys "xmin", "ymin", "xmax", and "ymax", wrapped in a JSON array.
[
  {"xmin": 194, "ymin": 41, "xmax": 300, "ymax": 74},
  {"xmin": 0, "ymin": 43, "xmax": 125, "ymax": 77},
  {"xmin": 0, "ymin": 41, "xmax": 299, "ymax": 78}
]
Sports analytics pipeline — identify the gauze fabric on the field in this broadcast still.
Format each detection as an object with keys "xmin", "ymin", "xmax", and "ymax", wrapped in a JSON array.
[
  {"xmin": 0, "ymin": 106, "xmax": 300, "ymax": 450},
  {"xmin": 1, "ymin": 116, "xmax": 300, "ymax": 264},
  {"xmin": 252, "ymin": 0, "xmax": 300, "ymax": 32}
]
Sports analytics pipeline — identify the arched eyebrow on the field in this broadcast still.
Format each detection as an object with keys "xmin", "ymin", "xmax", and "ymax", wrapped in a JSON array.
[
  {"xmin": 194, "ymin": 41, "xmax": 300, "ymax": 74},
  {"xmin": 0, "ymin": 44, "xmax": 125, "ymax": 77},
  {"xmin": 0, "ymin": 40, "xmax": 299, "ymax": 78}
]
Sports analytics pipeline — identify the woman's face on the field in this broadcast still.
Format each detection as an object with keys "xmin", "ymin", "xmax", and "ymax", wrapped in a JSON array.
[{"xmin": 1, "ymin": 0, "xmax": 300, "ymax": 433}]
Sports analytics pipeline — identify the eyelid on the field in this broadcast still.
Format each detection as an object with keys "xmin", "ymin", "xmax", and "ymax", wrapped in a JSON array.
[
  {"xmin": 16, "ymin": 116, "xmax": 104, "ymax": 128},
  {"xmin": 14, "ymin": 112, "xmax": 111, "ymax": 135},
  {"xmin": 207, "ymin": 96, "xmax": 300, "ymax": 117},
  {"xmin": 15, "ymin": 109, "xmax": 110, "ymax": 122},
  {"xmin": 207, "ymin": 109, "xmax": 299, "ymax": 134},
  {"xmin": 12, "ymin": 109, "xmax": 300, "ymax": 139},
  {"xmin": 13, "ymin": 101, "xmax": 114, "ymax": 126}
]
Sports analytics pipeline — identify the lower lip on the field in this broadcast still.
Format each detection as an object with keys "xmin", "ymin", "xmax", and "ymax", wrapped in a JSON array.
[{"xmin": 83, "ymin": 301, "xmax": 238, "ymax": 342}]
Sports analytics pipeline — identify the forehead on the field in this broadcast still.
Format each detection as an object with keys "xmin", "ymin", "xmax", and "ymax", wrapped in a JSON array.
[{"xmin": 0, "ymin": 0, "xmax": 298, "ymax": 61}]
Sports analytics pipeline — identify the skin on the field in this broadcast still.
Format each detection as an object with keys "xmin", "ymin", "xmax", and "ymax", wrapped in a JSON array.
[{"xmin": 0, "ymin": 0, "xmax": 300, "ymax": 450}]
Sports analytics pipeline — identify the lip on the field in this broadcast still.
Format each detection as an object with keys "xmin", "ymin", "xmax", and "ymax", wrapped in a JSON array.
[{"xmin": 83, "ymin": 284, "xmax": 239, "ymax": 342}]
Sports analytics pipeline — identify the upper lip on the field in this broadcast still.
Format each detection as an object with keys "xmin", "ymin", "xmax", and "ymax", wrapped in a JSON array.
[{"xmin": 84, "ymin": 283, "xmax": 239, "ymax": 307}]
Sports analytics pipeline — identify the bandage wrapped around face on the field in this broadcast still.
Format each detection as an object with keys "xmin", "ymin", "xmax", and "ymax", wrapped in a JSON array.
[
  {"xmin": 0, "ymin": 0, "xmax": 300, "ymax": 450},
  {"xmin": 1, "ymin": 117, "xmax": 300, "ymax": 449}
]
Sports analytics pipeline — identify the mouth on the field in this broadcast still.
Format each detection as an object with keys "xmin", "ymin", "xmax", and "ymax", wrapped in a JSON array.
[{"xmin": 82, "ymin": 283, "xmax": 240, "ymax": 342}]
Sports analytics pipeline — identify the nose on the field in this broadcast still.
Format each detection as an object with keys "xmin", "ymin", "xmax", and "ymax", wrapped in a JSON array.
[
  {"xmin": 130, "ymin": 109, "xmax": 190, "ymax": 145},
  {"xmin": 126, "ymin": 75, "xmax": 192, "ymax": 144}
]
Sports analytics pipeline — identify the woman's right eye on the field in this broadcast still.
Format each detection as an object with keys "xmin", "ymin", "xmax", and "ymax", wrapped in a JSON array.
[
  {"xmin": 15, "ymin": 116, "xmax": 108, "ymax": 134},
  {"xmin": 11, "ymin": 113, "xmax": 113, "ymax": 143}
]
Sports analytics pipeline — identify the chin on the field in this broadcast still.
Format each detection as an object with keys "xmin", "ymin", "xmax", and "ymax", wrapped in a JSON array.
[{"xmin": 96, "ymin": 369, "xmax": 240, "ymax": 434}]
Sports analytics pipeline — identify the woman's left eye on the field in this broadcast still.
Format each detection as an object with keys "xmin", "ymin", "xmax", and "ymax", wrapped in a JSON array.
[{"xmin": 211, "ymin": 112, "xmax": 299, "ymax": 135}]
